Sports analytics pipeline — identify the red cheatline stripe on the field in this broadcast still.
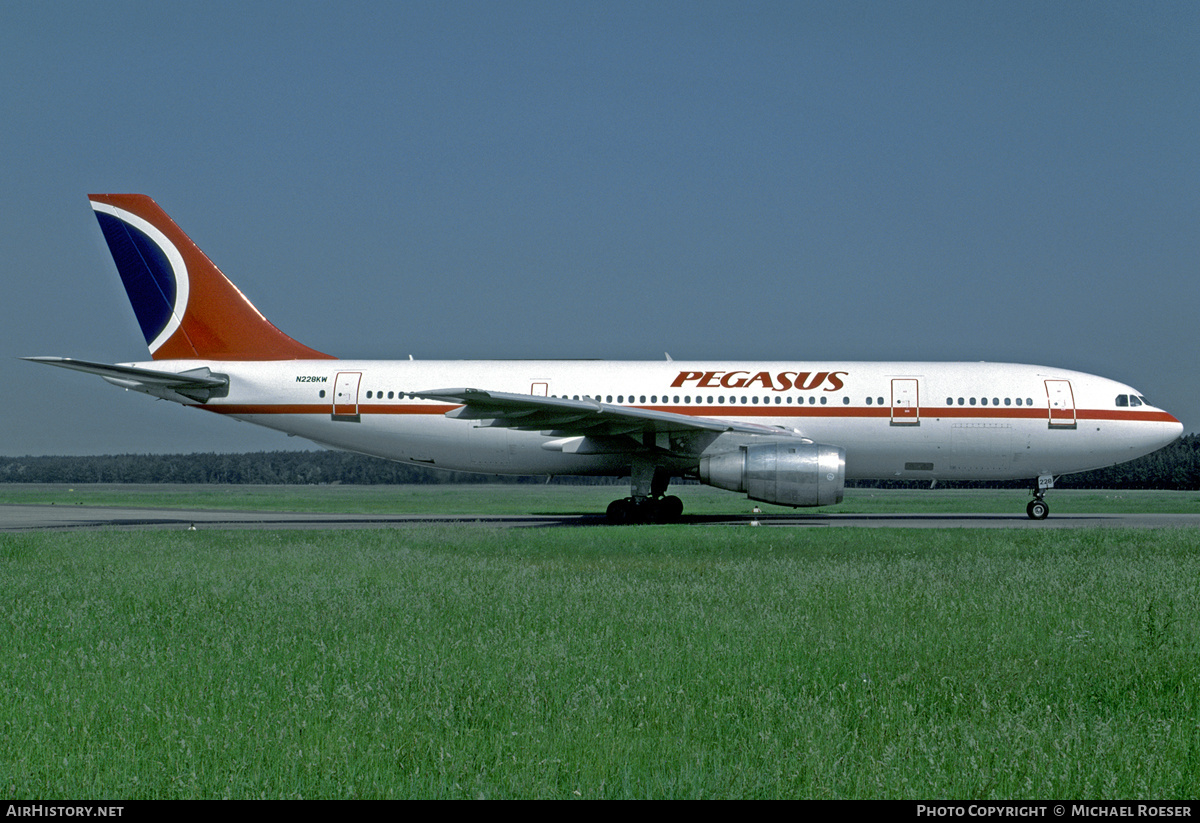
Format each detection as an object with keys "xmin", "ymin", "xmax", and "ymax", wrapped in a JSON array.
[
  {"xmin": 196, "ymin": 403, "xmax": 1177, "ymax": 424},
  {"xmin": 200, "ymin": 404, "xmax": 462, "ymax": 415}
]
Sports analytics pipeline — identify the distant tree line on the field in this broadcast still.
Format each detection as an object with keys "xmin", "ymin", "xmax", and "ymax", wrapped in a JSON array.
[{"xmin": 2, "ymin": 435, "xmax": 1199, "ymax": 489}]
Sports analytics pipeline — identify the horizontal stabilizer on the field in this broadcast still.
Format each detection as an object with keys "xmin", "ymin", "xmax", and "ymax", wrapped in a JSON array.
[{"xmin": 24, "ymin": 357, "xmax": 228, "ymax": 401}]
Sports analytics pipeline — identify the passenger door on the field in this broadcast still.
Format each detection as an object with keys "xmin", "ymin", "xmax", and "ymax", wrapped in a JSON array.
[
  {"xmin": 1045, "ymin": 379, "xmax": 1076, "ymax": 429},
  {"xmin": 891, "ymin": 378, "xmax": 920, "ymax": 425},
  {"xmin": 332, "ymin": 371, "xmax": 362, "ymax": 422}
]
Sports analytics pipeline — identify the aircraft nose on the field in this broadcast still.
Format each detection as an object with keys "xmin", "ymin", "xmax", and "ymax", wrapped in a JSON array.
[{"xmin": 1158, "ymin": 412, "xmax": 1184, "ymax": 448}]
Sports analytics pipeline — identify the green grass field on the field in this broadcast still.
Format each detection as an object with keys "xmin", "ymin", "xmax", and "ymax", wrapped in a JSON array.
[{"xmin": 1, "ymin": 486, "xmax": 1198, "ymax": 798}]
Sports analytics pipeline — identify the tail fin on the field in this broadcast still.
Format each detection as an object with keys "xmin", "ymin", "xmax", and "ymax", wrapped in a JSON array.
[{"xmin": 88, "ymin": 194, "xmax": 334, "ymax": 361}]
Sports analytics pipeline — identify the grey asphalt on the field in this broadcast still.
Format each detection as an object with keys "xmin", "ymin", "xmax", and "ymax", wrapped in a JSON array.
[{"xmin": 4, "ymin": 504, "xmax": 1200, "ymax": 531}]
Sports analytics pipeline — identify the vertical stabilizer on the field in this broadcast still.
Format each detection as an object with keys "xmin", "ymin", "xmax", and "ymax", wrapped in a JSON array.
[{"xmin": 88, "ymin": 194, "xmax": 334, "ymax": 361}]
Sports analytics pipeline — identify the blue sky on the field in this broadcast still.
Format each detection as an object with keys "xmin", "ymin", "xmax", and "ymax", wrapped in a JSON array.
[{"xmin": 3, "ymin": 2, "xmax": 1198, "ymax": 455}]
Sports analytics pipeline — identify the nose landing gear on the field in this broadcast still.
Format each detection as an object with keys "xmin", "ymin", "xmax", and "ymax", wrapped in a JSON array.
[
  {"xmin": 1027, "ymin": 475, "xmax": 1055, "ymax": 520},
  {"xmin": 1026, "ymin": 496, "xmax": 1049, "ymax": 520}
]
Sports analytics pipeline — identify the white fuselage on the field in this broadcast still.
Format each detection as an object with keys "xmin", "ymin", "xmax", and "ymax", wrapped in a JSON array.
[{"xmin": 121, "ymin": 359, "xmax": 1182, "ymax": 482}]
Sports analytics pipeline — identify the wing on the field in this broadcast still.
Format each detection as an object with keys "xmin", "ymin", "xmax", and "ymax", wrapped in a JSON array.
[
  {"xmin": 412, "ymin": 387, "xmax": 807, "ymax": 455},
  {"xmin": 24, "ymin": 357, "xmax": 229, "ymax": 402}
]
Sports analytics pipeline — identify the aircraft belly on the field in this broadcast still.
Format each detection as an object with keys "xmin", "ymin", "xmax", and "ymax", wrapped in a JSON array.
[
  {"xmin": 947, "ymin": 422, "xmax": 1017, "ymax": 475},
  {"xmin": 828, "ymin": 417, "xmax": 1140, "ymax": 481},
  {"xmin": 228, "ymin": 412, "xmax": 628, "ymax": 475}
]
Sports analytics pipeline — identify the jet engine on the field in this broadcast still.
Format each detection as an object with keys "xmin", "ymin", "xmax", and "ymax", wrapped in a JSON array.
[{"xmin": 698, "ymin": 442, "xmax": 845, "ymax": 508}]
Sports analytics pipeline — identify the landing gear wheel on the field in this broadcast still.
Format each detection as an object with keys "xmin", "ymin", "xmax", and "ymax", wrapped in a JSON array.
[
  {"xmin": 641, "ymin": 495, "xmax": 685, "ymax": 524},
  {"xmin": 605, "ymin": 495, "xmax": 684, "ymax": 524},
  {"xmin": 656, "ymin": 495, "xmax": 683, "ymax": 523},
  {"xmin": 606, "ymin": 498, "xmax": 635, "ymax": 525},
  {"xmin": 1027, "ymin": 499, "xmax": 1049, "ymax": 520}
]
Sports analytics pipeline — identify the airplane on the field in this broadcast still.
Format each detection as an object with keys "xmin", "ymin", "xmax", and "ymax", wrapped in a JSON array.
[{"xmin": 26, "ymin": 194, "xmax": 1183, "ymax": 523}]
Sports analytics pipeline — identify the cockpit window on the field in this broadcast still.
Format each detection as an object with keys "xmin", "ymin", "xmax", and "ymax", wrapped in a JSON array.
[
  {"xmin": 1116, "ymin": 395, "xmax": 1128, "ymax": 407},
  {"xmin": 1129, "ymin": 395, "xmax": 1142, "ymax": 407}
]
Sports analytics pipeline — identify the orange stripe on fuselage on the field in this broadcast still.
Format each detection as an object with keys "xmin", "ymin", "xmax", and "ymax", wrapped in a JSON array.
[
  {"xmin": 199, "ymin": 403, "xmax": 463, "ymax": 415},
  {"xmin": 195, "ymin": 403, "xmax": 1178, "ymax": 424}
]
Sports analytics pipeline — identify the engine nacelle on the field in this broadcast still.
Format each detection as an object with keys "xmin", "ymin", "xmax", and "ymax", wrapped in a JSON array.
[{"xmin": 698, "ymin": 442, "xmax": 845, "ymax": 508}]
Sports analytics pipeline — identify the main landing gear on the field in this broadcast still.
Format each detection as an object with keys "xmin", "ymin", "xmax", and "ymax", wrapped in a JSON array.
[
  {"xmin": 1026, "ymin": 475, "xmax": 1055, "ymax": 520},
  {"xmin": 606, "ymin": 494, "xmax": 684, "ymax": 525},
  {"xmin": 605, "ymin": 460, "xmax": 684, "ymax": 524}
]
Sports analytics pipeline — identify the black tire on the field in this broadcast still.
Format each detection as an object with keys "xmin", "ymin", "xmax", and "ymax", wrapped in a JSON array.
[
  {"xmin": 609, "ymin": 499, "xmax": 628, "ymax": 525},
  {"xmin": 606, "ymin": 498, "xmax": 634, "ymax": 525},
  {"xmin": 1027, "ymin": 499, "xmax": 1049, "ymax": 520},
  {"xmin": 655, "ymin": 495, "xmax": 683, "ymax": 523}
]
